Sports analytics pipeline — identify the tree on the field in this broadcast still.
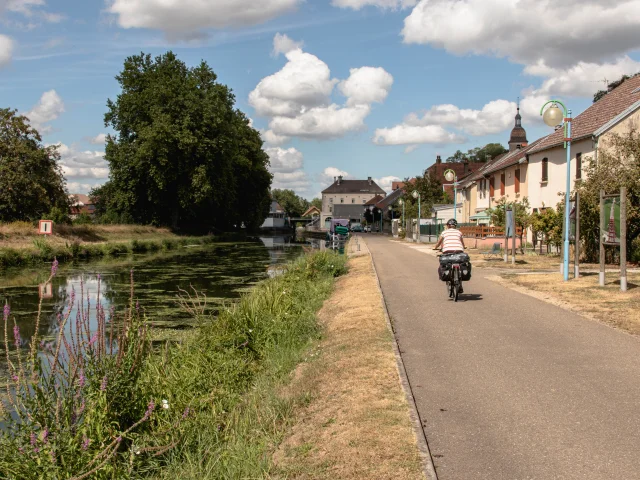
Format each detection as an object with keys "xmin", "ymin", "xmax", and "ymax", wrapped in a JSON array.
[
  {"xmin": 575, "ymin": 129, "xmax": 640, "ymax": 262},
  {"xmin": 401, "ymin": 171, "xmax": 446, "ymax": 220},
  {"xmin": 271, "ymin": 189, "xmax": 309, "ymax": 218},
  {"xmin": 530, "ymin": 207, "xmax": 562, "ymax": 253},
  {"xmin": 0, "ymin": 109, "xmax": 69, "ymax": 222},
  {"xmin": 445, "ymin": 143, "xmax": 507, "ymax": 163},
  {"xmin": 593, "ymin": 73, "xmax": 638, "ymax": 103},
  {"xmin": 487, "ymin": 197, "xmax": 533, "ymax": 252},
  {"xmin": 310, "ymin": 198, "xmax": 322, "ymax": 211},
  {"xmin": 101, "ymin": 51, "xmax": 272, "ymax": 231}
]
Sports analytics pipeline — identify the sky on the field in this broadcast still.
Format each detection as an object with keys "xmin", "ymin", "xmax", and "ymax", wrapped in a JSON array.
[{"xmin": 2, "ymin": 0, "xmax": 640, "ymax": 200}]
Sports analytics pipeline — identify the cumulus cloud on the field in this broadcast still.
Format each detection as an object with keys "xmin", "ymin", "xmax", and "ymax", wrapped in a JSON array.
[
  {"xmin": 373, "ymin": 124, "xmax": 466, "ymax": 147},
  {"xmin": 66, "ymin": 182, "xmax": 97, "ymax": 194},
  {"xmin": 108, "ymin": 0, "xmax": 301, "ymax": 38},
  {"xmin": 332, "ymin": 0, "xmax": 417, "ymax": 9},
  {"xmin": 405, "ymin": 99, "xmax": 517, "ymax": 136},
  {"xmin": 339, "ymin": 66, "xmax": 394, "ymax": 106},
  {"xmin": 272, "ymin": 32, "xmax": 303, "ymax": 57},
  {"xmin": 402, "ymin": 0, "xmax": 640, "ymax": 68},
  {"xmin": 88, "ymin": 133, "xmax": 107, "ymax": 145},
  {"xmin": 1, "ymin": 0, "xmax": 65, "ymax": 28},
  {"xmin": 374, "ymin": 175, "xmax": 402, "ymax": 193},
  {"xmin": 25, "ymin": 90, "xmax": 64, "ymax": 134},
  {"xmin": 0, "ymin": 34, "xmax": 13, "ymax": 68},
  {"xmin": 250, "ymin": 35, "xmax": 394, "ymax": 141},
  {"xmin": 319, "ymin": 166, "xmax": 350, "ymax": 187},
  {"xmin": 53, "ymin": 143, "xmax": 109, "ymax": 181},
  {"xmin": 260, "ymin": 129, "xmax": 290, "ymax": 146},
  {"xmin": 266, "ymin": 147, "xmax": 303, "ymax": 173}
]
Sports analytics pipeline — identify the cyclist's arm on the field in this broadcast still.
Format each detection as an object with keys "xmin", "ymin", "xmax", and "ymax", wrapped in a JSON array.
[
  {"xmin": 460, "ymin": 233, "xmax": 466, "ymax": 249},
  {"xmin": 434, "ymin": 236, "xmax": 443, "ymax": 250}
]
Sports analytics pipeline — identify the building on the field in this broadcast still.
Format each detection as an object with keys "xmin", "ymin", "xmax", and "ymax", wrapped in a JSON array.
[
  {"xmin": 321, "ymin": 176, "xmax": 386, "ymax": 228},
  {"xmin": 302, "ymin": 205, "xmax": 320, "ymax": 218},
  {"xmin": 526, "ymin": 74, "xmax": 640, "ymax": 214},
  {"xmin": 426, "ymin": 155, "xmax": 487, "ymax": 198},
  {"xmin": 261, "ymin": 200, "xmax": 287, "ymax": 229},
  {"xmin": 69, "ymin": 194, "xmax": 96, "ymax": 218}
]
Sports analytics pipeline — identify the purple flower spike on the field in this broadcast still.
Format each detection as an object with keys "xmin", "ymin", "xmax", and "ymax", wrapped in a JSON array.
[
  {"xmin": 78, "ymin": 369, "xmax": 86, "ymax": 388},
  {"xmin": 51, "ymin": 258, "xmax": 58, "ymax": 277},
  {"xmin": 3, "ymin": 303, "xmax": 9, "ymax": 321},
  {"xmin": 42, "ymin": 428, "xmax": 49, "ymax": 444},
  {"xmin": 100, "ymin": 375, "xmax": 108, "ymax": 391},
  {"xmin": 88, "ymin": 333, "xmax": 98, "ymax": 346},
  {"xmin": 30, "ymin": 432, "xmax": 37, "ymax": 446},
  {"xmin": 81, "ymin": 435, "xmax": 90, "ymax": 450},
  {"xmin": 182, "ymin": 407, "xmax": 190, "ymax": 419},
  {"xmin": 11, "ymin": 375, "xmax": 18, "ymax": 382},
  {"xmin": 136, "ymin": 300, "xmax": 140, "ymax": 312},
  {"xmin": 144, "ymin": 400, "xmax": 155, "ymax": 419},
  {"xmin": 13, "ymin": 324, "xmax": 21, "ymax": 348},
  {"xmin": 116, "ymin": 436, "xmax": 122, "ymax": 443}
]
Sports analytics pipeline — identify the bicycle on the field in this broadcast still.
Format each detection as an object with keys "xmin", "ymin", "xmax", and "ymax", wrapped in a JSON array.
[{"xmin": 435, "ymin": 249, "xmax": 469, "ymax": 303}]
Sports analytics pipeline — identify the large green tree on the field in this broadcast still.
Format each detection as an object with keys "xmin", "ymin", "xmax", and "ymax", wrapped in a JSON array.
[
  {"xmin": 271, "ymin": 189, "xmax": 309, "ymax": 218},
  {"xmin": 0, "ymin": 108, "xmax": 69, "ymax": 222},
  {"xmin": 100, "ymin": 52, "xmax": 272, "ymax": 230},
  {"xmin": 401, "ymin": 171, "xmax": 446, "ymax": 220},
  {"xmin": 446, "ymin": 143, "xmax": 507, "ymax": 163}
]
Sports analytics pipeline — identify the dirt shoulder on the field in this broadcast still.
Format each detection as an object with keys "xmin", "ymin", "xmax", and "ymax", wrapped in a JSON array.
[{"xmin": 273, "ymin": 244, "xmax": 426, "ymax": 479}]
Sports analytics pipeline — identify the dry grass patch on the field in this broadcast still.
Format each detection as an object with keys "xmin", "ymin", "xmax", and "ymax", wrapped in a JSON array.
[
  {"xmin": 273, "ymin": 255, "xmax": 424, "ymax": 480},
  {"xmin": 490, "ymin": 272, "xmax": 640, "ymax": 335}
]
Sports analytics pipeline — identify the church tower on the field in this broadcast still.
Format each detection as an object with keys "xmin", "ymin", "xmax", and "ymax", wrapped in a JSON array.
[{"xmin": 508, "ymin": 102, "xmax": 528, "ymax": 152}]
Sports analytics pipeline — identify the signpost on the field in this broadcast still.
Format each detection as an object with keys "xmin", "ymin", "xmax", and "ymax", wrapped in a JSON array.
[
  {"xmin": 39, "ymin": 220, "xmax": 53, "ymax": 235},
  {"xmin": 599, "ymin": 188, "xmax": 627, "ymax": 291}
]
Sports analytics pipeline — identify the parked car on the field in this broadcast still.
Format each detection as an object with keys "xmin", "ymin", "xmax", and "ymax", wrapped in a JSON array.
[
  {"xmin": 364, "ymin": 225, "xmax": 371, "ymax": 233},
  {"xmin": 351, "ymin": 223, "xmax": 363, "ymax": 232}
]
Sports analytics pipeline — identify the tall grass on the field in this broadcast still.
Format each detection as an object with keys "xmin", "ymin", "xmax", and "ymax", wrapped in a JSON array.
[{"xmin": 0, "ymin": 250, "xmax": 348, "ymax": 478}]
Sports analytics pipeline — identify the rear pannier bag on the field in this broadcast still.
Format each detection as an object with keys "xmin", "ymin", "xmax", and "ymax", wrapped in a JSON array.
[{"xmin": 439, "ymin": 253, "xmax": 472, "ymax": 281}]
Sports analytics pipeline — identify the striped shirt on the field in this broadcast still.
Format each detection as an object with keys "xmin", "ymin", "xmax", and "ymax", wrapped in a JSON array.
[{"xmin": 440, "ymin": 228, "xmax": 464, "ymax": 253}]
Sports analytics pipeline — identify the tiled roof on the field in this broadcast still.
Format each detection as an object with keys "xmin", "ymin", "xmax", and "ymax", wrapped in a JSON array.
[
  {"xmin": 69, "ymin": 194, "xmax": 92, "ymax": 205},
  {"xmin": 364, "ymin": 195, "xmax": 384, "ymax": 206},
  {"xmin": 529, "ymin": 74, "xmax": 640, "ymax": 154},
  {"xmin": 322, "ymin": 179, "xmax": 386, "ymax": 195},
  {"xmin": 482, "ymin": 137, "xmax": 546, "ymax": 176},
  {"xmin": 458, "ymin": 153, "xmax": 508, "ymax": 188},
  {"xmin": 375, "ymin": 188, "xmax": 403, "ymax": 209}
]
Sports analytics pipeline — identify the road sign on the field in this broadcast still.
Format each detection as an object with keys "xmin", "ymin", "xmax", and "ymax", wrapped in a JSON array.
[{"xmin": 39, "ymin": 220, "xmax": 53, "ymax": 235}]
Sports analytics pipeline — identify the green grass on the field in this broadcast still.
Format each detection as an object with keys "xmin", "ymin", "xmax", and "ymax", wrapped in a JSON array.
[{"xmin": 138, "ymin": 251, "xmax": 348, "ymax": 478}]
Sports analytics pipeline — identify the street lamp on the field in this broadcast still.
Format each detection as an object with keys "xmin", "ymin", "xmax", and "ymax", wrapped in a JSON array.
[
  {"xmin": 444, "ymin": 169, "xmax": 458, "ymax": 222},
  {"xmin": 398, "ymin": 198, "xmax": 405, "ymax": 231},
  {"xmin": 541, "ymin": 100, "xmax": 572, "ymax": 282},
  {"xmin": 412, "ymin": 190, "xmax": 421, "ymax": 242},
  {"xmin": 388, "ymin": 205, "xmax": 393, "ymax": 235}
]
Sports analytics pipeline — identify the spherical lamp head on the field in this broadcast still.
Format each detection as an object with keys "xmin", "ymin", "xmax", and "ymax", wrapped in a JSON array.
[
  {"xmin": 542, "ymin": 103, "xmax": 564, "ymax": 128},
  {"xmin": 398, "ymin": 198, "xmax": 403, "ymax": 206},
  {"xmin": 412, "ymin": 190, "xmax": 419, "ymax": 199},
  {"xmin": 444, "ymin": 169, "xmax": 456, "ymax": 183}
]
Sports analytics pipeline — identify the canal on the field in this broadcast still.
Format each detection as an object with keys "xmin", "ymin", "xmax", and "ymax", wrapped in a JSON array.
[{"xmin": 0, "ymin": 235, "xmax": 326, "ymax": 367}]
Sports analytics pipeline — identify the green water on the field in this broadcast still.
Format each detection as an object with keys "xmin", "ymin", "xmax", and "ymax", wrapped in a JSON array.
[{"xmin": 0, "ymin": 235, "xmax": 321, "ymax": 364}]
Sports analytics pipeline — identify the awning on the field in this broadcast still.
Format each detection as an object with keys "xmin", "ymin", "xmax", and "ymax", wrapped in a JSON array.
[{"xmin": 469, "ymin": 210, "xmax": 490, "ymax": 220}]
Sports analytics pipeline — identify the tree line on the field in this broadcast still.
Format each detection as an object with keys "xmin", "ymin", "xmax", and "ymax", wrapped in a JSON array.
[{"xmin": 1, "ymin": 51, "xmax": 275, "ymax": 232}]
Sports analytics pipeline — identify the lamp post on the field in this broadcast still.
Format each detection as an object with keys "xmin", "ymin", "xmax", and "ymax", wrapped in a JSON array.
[
  {"xmin": 444, "ymin": 169, "xmax": 458, "ymax": 222},
  {"xmin": 412, "ymin": 190, "xmax": 421, "ymax": 243},
  {"xmin": 378, "ymin": 208, "xmax": 382, "ymax": 234},
  {"xmin": 398, "ymin": 198, "xmax": 405, "ymax": 233},
  {"xmin": 388, "ymin": 205, "xmax": 393, "ymax": 235},
  {"xmin": 541, "ymin": 100, "xmax": 572, "ymax": 282}
]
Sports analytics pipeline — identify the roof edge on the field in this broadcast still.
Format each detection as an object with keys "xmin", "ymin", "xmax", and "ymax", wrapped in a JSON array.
[{"xmin": 593, "ymin": 100, "xmax": 640, "ymax": 138}]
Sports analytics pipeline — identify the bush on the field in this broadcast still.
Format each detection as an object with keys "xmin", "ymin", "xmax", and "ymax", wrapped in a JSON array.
[
  {"xmin": 45, "ymin": 206, "xmax": 72, "ymax": 225},
  {"xmin": 32, "ymin": 237, "xmax": 54, "ymax": 259},
  {"xmin": 73, "ymin": 213, "xmax": 93, "ymax": 225}
]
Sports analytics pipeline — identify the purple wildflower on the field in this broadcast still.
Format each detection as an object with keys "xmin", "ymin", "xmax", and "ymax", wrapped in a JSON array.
[
  {"xmin": 30, "ymin": 432, "xmax": 37, "ymax": 446},
  {"xmin": 182, "ymin": 407, "xmax": 190, "ymax": 419},
  {"xmin": 33, "ymin": 448, "xmax": 40, "ymax": 453},
  {"xmin": 116, "ymin": 436, "xmax": 122, "ymax": 443},
  {"xmin": 81, "ymin": 436, "xmax": 90, "ymax": 451},
  {"xmin": 78, "ymin": 370, "xmax": 86, "ymax": 388},
  {"xmin": 3, "ymin": 303, "xmax": 9, "ymax": 321},
  {"xmin": 11, "ymin": 375, "xmax": 18, "ymax": 382},
  {"xmin": 51, "ymin": 258, "xmax": 58, "ymax": 277},
  {"xmin": 88, "ymin": 333, "xmax": 98, "ymax": 346},
  {"xmin": 13, "ymin": 324, "xmax": 20, "ymax": 348},
  {"xmin": 77, "ymin": 398, "xmax": 86, "ymax": 416},
  {"xmin": 100, "ymin": 375, "xmax": 108, "ymax": 392},
  {"xmin": 136, "ymin": 300, "xmax": 140, "ymax": 313},
  {"xmin": 42, "ymin": 428, "xmax": 49, "ymax": 444},
  {"xmin": 144, "ymin": 400, "xmax": 155, "ymax": 419}
]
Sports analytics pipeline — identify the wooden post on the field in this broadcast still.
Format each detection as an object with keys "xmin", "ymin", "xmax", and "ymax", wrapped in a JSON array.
[
  {"xmin": 560, "ymin": 193, "xmax": 566, "ymax": 276},
  {"xmin": 504, "ymin": 203, "xmax": 508, "ymax": 263},
  {"xmin": 599, "ymin": 190, "xmax": 605, "ymax": 286},
  {"xmin": 575, "ymin": 191, "xmax": 580, "ymax": 279},
  {"xmin": 620, "ymin": 187, "xmax": 627, "ymax": 292}
]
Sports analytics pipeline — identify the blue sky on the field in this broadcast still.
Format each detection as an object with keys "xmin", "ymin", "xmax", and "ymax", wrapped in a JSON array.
[{"xmin": 2, "ymin": 0, "xmax": 639, "ymax": 198}]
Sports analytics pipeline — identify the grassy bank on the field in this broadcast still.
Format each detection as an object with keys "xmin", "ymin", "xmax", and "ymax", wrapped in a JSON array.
[
  {"xmin": 0, "ymin": 223, "xmax": 243, "ymax": 269},
  {"xmin": 1, "ymin": 250, "xmax": 348, "ymax": 479}
]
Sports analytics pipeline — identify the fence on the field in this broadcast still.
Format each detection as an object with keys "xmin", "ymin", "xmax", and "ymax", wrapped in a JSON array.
[{"xmin": 459, "ymin": 225, "xmax": 523, "ymax": 238}]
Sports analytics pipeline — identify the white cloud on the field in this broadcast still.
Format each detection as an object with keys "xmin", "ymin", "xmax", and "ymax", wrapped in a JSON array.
[
  {"xmin": 272, "ymin": 32, "xmax": 303, "ymax": 57},
  {"xmin": 249, "ymin": 48, "xmax": 337, "ymax": 118},
  {"xmin": 89, "ymin": 133, "xmax": 107, "ymax": 145},
  {"xmin": 332, "ymin": 0, "xmax": 417, "ymax": 9},
  {"xmin": 405, "ymin": 99, "xmax": 517, "ymax": 136},
  {"xmin": 374, "ymin": 175, "xmax": 402, "ymax": 193},
  {"xmin": 25, "ymin": 89, "xmax": 64, "ymax": 134},
  {"xmin": 339, "ymin": 66, "xmax": 394, "ymax": 107},
  {"xmin": 251, "ymin": 36, "xmax": 393, "ymax": 141},
  {"xmin": 402, "ymin": 0, "xmax": 640, "ymax": 68},
  {"xmin": 0, "ymin": 34, "xmax": 13, "ymax": 67},
  {"xmin": 266, "ymin": 147, "xmax": 303, "ymax": 173},
  {"xmin": 272, "ymin": 170, "xmax": 311, "ymax": 192},
  {"xmin": 373, "ymin": 124, "xmax": 466, "ymax": 147},
  {"xmin": 268, "ymin": 104, "xmax": 371, "ymax": 140},
  {"xmin": 1, "ymin": 1, "xmax": 65, "ymax": 28},
  {"xmin": 260, "ymin": 129, "xmax": 290, "ymax": 146},
  {"xmin": 319, "ymin": 166, "xmax": 350, "ymax": 187},
  {"xmin": 52, "ymin": 143, "xmax": 109, "ymax": 180},
  {"xmin": 108, "ymin": 0, "xmax": 301, "ymax": 38},
  {"xmin": 66, "ymin": 182, "xmax": 97, "ymax": 194}
]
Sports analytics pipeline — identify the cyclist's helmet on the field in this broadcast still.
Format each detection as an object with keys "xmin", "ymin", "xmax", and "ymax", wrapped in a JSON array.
[{"xmin": 446, "ymin": 219, "xmax": 458, "ymax": 227}]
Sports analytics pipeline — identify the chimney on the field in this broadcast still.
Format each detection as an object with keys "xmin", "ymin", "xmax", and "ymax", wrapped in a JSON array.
[
  {"xmin": 337, "ymin": 175, "xmax": 343, "ymax": 185},
  {"xmin": 368, "ymin": 176, "xmax": 372, "ymax": 185},
  {"xmin": 463, "ymin": 160, "xmax": 469, "ymax": 175},
  {"xmin": 436, "ymin": 154, "xmax": 442, "ymax": 164},
  {"xmin": 334, "ymin": 176, "xmax": 337, "ymax": 183},
  {"xmin": 554, "ymin": 125, "xmax": 562, "ymax": 131}
]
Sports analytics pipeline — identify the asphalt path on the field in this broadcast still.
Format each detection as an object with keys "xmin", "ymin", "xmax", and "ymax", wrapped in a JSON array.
[{"xmin": 365, "ymin": 235, "xmax": 640, "ymax": 480}]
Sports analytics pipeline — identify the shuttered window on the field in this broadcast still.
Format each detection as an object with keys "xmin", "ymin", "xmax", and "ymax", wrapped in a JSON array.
[
  {"xmin": 515, "ymin": 169, "xmax": 521, "ymax": 194},
  {"xmin": 489, "ymin": 177, "xmax": 495, "ymax": 197},
  {"xmin": 542, "ymin": 158, "xmax": 549, "ymax": 182},
  {"xmin": 576, "ymin": 153, "xmax": 582, "ymax": 180},
  {"xmin": 500, "ymin": 173, "xmax": 505, "ymax": 196}
]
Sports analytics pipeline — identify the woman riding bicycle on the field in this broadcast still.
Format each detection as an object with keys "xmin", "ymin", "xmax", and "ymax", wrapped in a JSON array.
[{"xmin": 434, "ymin": 219, "xmax": 467, "ymax": 293}]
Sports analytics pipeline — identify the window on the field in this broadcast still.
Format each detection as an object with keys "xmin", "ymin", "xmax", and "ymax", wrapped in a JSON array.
[
  {"xmin": 330, "ymin": 198, "xmax": 333, "ymax": 203},
  {"xmin": 352, "ymin": 198, "xmax": 355, "ymax": 204},
  {"xmin": 515, "ymin": 169, "xmax": 521, "ymax": 194},
  {"xmin": 500, "ymin": 173, "xmax": 505, "ymax": 196},
  {"xmin": 340, "ymin": 198, "xmax": 344, "ymax": 203},
  {"xmin": 362, "ymin": 199, "xmax": 366, "ymax": 203},
  {"xmin": 489, "ymin": 177, "xmax": 495, "ymax": 197},
  {"xmin": 329, "ymin": 206, "xmax": 332, "ymax": 213},
  {"xmin": 542, "ymin": 158, "xmax": 548, "ymax": 182},
  {"xmin": 576, "ymin": 153, "xmax": 582, "ymax": 180}
]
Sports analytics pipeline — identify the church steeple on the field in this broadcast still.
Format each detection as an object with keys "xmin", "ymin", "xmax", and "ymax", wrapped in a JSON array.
[{"xmin": 508, "ymin": 100, "xmax": 528, "ymax": 152}]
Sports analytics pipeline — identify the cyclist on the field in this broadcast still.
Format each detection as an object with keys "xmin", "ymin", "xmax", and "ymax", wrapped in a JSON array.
[{"xmin": 434, "ymin": 219, "xmax": 467, "ymax": 292}]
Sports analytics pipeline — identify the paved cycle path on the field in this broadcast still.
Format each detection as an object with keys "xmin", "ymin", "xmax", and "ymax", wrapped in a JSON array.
[{"xmin": 365, "ymin": 235, "xmax": 640, "ymax": 480}]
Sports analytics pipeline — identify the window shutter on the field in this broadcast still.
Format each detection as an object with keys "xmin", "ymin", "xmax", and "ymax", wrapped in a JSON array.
[
  {"xmin": 500, "ymin": 173, "xmax": 505, "ymax": 196},
  {"xmin": 576, "ymin": 153, "xmax": 582, "ymax": 180},
  {"xmin": 542, "ymin": 158, "xmax": 548, "ymax": 182},
  {"xmin": 515, "ymin": 169, "xmax": 520, "ymax": 194},
  {"xmin": 489, "ymin": 177, "xmax": 495, "ymax": 197}
]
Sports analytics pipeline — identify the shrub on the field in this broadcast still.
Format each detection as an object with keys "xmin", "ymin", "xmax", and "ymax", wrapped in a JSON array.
[
  {"xmin": 45, "ymin": 206, "xmax": 72, "ymax": 225},
  {"xmin": 73, "ymin": 213, "xmax": 93, "ymax": 225},
  {"xmin": 32, "ymin": 237, "xmax": 54, "ymax": 259}
]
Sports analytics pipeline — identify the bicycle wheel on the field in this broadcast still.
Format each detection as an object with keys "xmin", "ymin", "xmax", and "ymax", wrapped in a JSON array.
[{"xmin": 453, "ymin": 270, "xmax": 459, "ymax": 302}]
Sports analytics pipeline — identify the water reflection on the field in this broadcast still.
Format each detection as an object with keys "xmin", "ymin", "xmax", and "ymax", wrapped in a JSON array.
[{"xmin": 0, "ymin": 236, "xmax": 321, "ymax": 366}]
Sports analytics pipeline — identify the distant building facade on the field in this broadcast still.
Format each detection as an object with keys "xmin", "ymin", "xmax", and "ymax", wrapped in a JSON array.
[
  {"xmin": 261, "ymin": 200, "xmax": 287, "ymax": 229},
  {"xmin": 321, "ymin": 176, "xmax": 386, "ymax": 228}
]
